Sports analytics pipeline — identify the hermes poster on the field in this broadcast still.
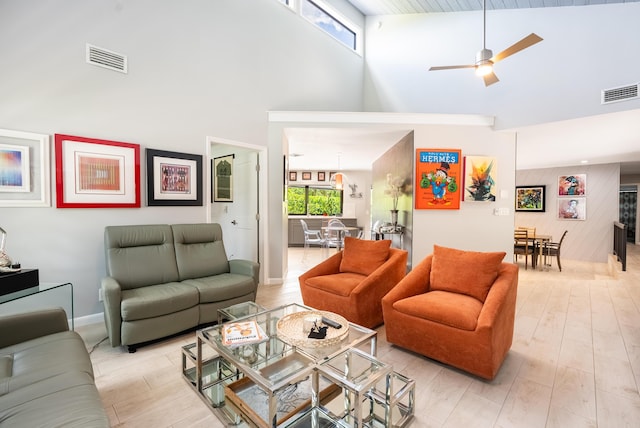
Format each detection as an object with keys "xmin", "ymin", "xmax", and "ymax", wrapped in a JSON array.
[{"xmin": 415, "ymin": 149, "xmax": 462, "ymax": 209}]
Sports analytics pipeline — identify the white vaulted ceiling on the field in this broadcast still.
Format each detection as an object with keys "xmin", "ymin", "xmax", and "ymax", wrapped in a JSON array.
[{"xmin": 346, "ymin": 0, "xmax": 640, "ymax": 15}]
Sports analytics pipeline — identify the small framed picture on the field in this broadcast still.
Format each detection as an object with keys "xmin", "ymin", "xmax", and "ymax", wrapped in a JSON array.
[
  {"xmin": 317, "ymin": 171, "xmax": 326, "ymax": 181},
  {"xmin": 302, "ymin": 171, "xmax": 312, "ymax": 180},
  {"xmin": 289, "ymin": 171, "xmax": 297, "ymax": 182},
  {"xmin": 213, "ymin": 154, "xmax": 234, "ymax": 202},
  {"xmin": 515, "ymin": 185, "xmax": 545, "ymax": 212},
  {"xmin": 558, "ymin": 198, "xmax": 586, "ymax": 220},
  {"xmin": 558, "ymin": 174, "xmax": 586, "ymax": 196}
]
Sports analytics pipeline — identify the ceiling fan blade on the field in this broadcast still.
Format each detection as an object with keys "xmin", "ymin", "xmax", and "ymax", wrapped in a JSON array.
[
  {"xmin": 429, "ymin": 65, "xmax": 476, "ymax": 71},
  {"xmin": 491, "ymin": 33, "xmax": 543, "ymax": 63},
  {"xmin": 483, "ymin": 71, "xmax": 499, "ymax": 86}
]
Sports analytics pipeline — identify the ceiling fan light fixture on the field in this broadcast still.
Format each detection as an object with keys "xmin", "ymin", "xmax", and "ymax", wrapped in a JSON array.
[{"xmin": 475, "ymin": 62, "xmax": 493, "ymax": 76}]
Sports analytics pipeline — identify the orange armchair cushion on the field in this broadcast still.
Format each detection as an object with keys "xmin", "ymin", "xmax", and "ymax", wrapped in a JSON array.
[
  {"xmin": 339, "ymin": 237, "xmax": 391, "ymax": 276},
  {"xmin": 304, "ymin": 272, "xmax": 367, "ymax": 297},
  {"xmin": 392, "ymin": 290, "xmax": 482, "ymax": 331},
  {"xmin": 430, "ymin": 245, "xmax": 505, "ymax": 302}
]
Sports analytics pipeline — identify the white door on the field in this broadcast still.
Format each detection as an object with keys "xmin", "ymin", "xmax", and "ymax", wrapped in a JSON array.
[
  {"xmin": 226, "ymin": 151, "xmax": 258, "ymax": 261},
  {"xmin": 211, "ymin": 148, "xmax": 259, "ymax": 262}
]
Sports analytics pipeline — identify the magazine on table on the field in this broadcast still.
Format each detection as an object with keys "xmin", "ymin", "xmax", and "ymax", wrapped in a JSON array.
[{"xmin": 222, "ymin": 320, "xmax": 268, "ymax": 347}]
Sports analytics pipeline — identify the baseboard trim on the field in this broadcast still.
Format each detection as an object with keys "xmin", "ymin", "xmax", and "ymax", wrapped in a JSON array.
[{"xmin": 74, "ymin": 312, "xmax": 104, "ymax": 327}]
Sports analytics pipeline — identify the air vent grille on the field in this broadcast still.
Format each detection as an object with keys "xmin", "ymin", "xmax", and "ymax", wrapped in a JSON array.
[
  {"xmin": 601, "ymin": 83, "xmax": 639, "ymax": 104},
  {"xmin": 86, "ymin": 44, "xmax": 127, "ymax": 73}
]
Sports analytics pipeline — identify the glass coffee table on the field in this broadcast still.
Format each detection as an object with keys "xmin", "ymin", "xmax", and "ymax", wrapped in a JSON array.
[{"xmin": 182, "ymin": 303, "xmax": 413, "ymax": 427}]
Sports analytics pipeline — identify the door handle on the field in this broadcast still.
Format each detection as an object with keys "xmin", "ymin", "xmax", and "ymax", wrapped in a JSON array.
[{"xmin": 231, "ymin": 220, "xmax": 237, "ymax": 225}]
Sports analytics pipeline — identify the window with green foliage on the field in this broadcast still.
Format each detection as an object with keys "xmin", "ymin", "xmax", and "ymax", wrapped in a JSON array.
[{"xmin": 287, "ymin": 186, "xmax": 343, "ymax": 215}]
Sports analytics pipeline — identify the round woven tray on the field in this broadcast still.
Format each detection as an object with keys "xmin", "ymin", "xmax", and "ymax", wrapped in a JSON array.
[{"xmin": 276, "ymin": 311, "xmax": 349, "ymax": 348}]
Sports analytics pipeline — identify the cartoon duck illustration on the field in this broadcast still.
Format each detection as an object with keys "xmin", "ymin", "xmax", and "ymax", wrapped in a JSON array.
[{"xmin": 420, "ymin": 162, "xmax": 457, "ymax": 204}]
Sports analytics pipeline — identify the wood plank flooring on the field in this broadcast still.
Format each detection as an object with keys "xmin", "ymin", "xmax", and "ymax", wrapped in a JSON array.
[{"xmin": 78, "ymin": 245, "xmax": 640, "ymax": 427}]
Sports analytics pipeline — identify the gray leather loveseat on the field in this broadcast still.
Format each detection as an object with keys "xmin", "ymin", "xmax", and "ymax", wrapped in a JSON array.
[
  {"xmin": 0, "ymin": 308, "xmax": 109, "ymax": 427},
  {"xmin": 102, "ymin": 223, "xmax": 259, "ymax": 351}
]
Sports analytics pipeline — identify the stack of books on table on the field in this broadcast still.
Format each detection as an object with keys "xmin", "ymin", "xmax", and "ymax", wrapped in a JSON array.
[{"xmin": 222, "ymin": 320, "xmax": 268, "ymax": 348}]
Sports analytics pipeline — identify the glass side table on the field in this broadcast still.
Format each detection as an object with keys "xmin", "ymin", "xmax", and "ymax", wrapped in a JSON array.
[
  {"xmin": 217, "ymin": 301, "xmax": 267, "ymax": 324},
  {"xmin": 0, "ymin": 282, "xmax": 74, "ymax": 330},
  {"xmin": 317, "ymin": 347, "xmax": 393, "ymax": 427}
]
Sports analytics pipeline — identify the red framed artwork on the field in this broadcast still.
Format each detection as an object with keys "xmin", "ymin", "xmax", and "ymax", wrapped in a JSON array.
[{"xmin": 55, "ymin": 134, "xmax": 141, "ymax": 208}]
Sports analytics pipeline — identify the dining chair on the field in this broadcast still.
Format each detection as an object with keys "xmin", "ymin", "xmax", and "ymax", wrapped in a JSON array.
[
  {"xmin": 543, "ymin": 230, "xmax": 568, "ymax": 271},
  {"xmin": 514, "ymin": 229, "xmax": 535, "ymax": 269},
  {"xmin": 300, "ymin": 219, "xmax": 325, "ymax": 250},
  {"xmin": 324, "ymin": 219, "xmax": 349, "ymax": 249}
]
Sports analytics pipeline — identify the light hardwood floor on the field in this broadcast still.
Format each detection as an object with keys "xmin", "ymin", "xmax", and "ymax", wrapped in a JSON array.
[{"xmin": 78, "ymin": 244, "xmax": 640, "ymax": 427}]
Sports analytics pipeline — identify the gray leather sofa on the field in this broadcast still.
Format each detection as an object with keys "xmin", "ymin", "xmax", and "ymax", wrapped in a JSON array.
[
  {"xmin": 102, "ymin": 223, "xmax": 260, "ymax": 351},
  {"xmin": 0, "ymin": 308, "xmax": 109, "ymax": 427}
]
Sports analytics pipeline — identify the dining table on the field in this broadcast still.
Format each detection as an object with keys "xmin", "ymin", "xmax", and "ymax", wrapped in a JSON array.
[
  {"xmin": 321, "ymin": 225, "xmax": 359, "ymax": 250},
  {"xmin": 533, "ymin": 234, "xmax": 553, "ymax": 270}
]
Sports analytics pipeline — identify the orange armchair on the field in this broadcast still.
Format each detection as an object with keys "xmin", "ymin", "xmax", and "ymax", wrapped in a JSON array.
[
  {"xmin": 382, "ymin": 245, "xmax": 518, "ymax": 380},
  {"xmin": 299, "ymin": 237, "xmax": 408, "ymax": 329}
]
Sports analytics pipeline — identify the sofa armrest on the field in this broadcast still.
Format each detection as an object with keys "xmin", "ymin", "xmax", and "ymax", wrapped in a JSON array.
[
  {"xmin": 229, "ymin": 259, "xmax": 260, "ymax": 285},
  {"xmin": 101, "ymin": 276, "xmax": 123, "ymax": 347},
  {"xmin": 0, "ymin": 307, "xmax": 69, "ymax": 348},
  {"xmin": 382, "ymin": 254, "xmax": 433, "ymax": 308}
]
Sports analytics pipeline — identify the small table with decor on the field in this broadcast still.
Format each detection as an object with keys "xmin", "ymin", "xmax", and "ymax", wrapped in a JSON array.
[{"xmin": 181, "ymin": 303, "xmax": 415, "ymax": 427}]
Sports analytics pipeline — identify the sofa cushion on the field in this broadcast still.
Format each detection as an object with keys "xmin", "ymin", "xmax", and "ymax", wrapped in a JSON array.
[
  {"xmin": 173, "ymin": 223, "xmax": 231, "ymax": 280},
  {"xmin": 339, "ymin": 237, "xmax": 391, "ymax": 276},
  {"xmin": 182, "ymin": 274, "xmax": 256, "ymax": 303},
  {"xmin": 0, "ymin": 371, "xmax": 109, "ymax": 427},
  {"xmin": 120, "ymin": 282, "xmax": 199, "ymax": 321},
  {"xmin": 430, "ymin": 245, "xmax": 506, "ymax": 302},
  {"xmin": 104, "ymin": 224, "xmax": 180, "ymax": 289},
  {"xmin": 393, "ymin": 290, "xmax": 483, "ymax": 331},
  {"xmin": 304, "ymin": 272, "xmax": 366, "ymax": 297}
]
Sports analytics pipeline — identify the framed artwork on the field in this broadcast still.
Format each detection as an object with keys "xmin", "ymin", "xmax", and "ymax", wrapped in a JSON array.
[
  {"xmin": 212, "ymin": 154, "xmax": 234, "ymax": 203},
  {"xmin": 55, "ymin": 134, "xmax": 140, "ymax": 208},
  {"xmin": 0, "ymin": 129, "xmax": 51, "ymax": 207},
  {"xmin": 515, "ymin": 185, "xmax": 546, "ymax": 212},
  {"xmin": 302, "ymin": 171, "xmax": 312, "ymax": 180},
  {"xmin": 317, "ymin": 171, "xmax": 326, "ymax": 181},
  {"xmin": 463, "ymin": 156, "xmax": 497, "ymax": 201},
  {"xmin": 147, "ymin": 149, "xmax": 202, "ymax": 206},
  {"xmin": 558, "ymin": 174, "xmax": 586, "ymax": 196},
  {"xmin": 415, "ymin": 148, "xmax": 462, "ymax": 210},
  {"xmin": 558, "ymin": 198, "xmax": 586, "ymax": 220},
  {"xmin": 289, "ymin": 171, "xmax": 297, "ymax": 182}
]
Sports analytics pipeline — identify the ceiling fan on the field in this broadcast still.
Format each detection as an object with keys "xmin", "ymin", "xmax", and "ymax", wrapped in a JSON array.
[{"xmin": 429, "ymin": 0, "xmax": 543, "ymax": 86}]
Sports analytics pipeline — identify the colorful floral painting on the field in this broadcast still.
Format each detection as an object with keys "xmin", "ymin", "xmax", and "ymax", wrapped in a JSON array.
[{"xmin": 463, "ymin": 156, "xmax": 497, "ymax": 201}]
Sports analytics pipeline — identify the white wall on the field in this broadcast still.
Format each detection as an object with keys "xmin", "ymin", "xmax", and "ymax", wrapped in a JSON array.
[
  {"xmin": 363, "ymin": 4, "xmax": 640, "ymax": 130},
  {"xmin": 516, "ymin": 163, "xmax": 620, "ymax": 262},
  {"xmin": 0, "ymin": 0, "xmax": 364, "ymax": 319},
  {"xmin": 411, "ymin": 125, "xmax": 516, "ymax": 266}
]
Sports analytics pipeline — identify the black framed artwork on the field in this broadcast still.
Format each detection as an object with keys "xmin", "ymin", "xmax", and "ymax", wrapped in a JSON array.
[{"xmin": 147, "ymin": 148, "xmax": 202, "ymax": 206}]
